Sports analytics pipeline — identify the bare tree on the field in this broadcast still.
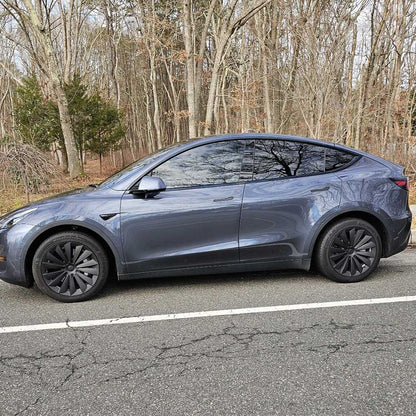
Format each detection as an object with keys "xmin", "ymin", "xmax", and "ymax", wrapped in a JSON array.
[
  {"xmin": 1, "ymin": 0, "xmax": 416, "ymax": 176},
  {"xmin": 0, "ymin": 0, "xmax": 83, "ymax": 177},
  {"xmin": 203, "ymin": 0, "xmax": 270, "ymax": 135},
  {"xmin": 0, "ymin": 141, "xmax": 60, "ymax": 202}
]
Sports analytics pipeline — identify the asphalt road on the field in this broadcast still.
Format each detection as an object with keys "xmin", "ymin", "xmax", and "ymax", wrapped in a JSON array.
[{"xmin": 1, "ymin": 250, "xmax": 416, "ymax": 415}]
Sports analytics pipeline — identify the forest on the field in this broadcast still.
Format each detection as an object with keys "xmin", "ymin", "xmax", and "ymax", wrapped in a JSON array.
[{"xmin": 0, "ymin": 0, "xmax": 416, "ymax": 211}]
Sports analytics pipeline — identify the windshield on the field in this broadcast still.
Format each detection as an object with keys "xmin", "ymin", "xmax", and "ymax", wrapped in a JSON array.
[{"xmin": 99, "ymin": 142, "xmax": 184, "ymax": 188}]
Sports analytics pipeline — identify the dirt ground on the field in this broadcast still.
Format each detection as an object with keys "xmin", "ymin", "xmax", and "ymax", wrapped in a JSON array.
[{"xmin": 0, "ymin": 157, "xmax": 118, "ymax": 216}]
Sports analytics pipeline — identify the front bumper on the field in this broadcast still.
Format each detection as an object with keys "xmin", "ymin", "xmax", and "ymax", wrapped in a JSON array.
[{"xmin": 0, "ymin": 223, "xmax": 39, "ymax": 288}]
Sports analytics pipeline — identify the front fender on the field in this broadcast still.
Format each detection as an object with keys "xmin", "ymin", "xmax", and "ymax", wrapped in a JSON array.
[{"xmin": 20, "ymin": 217, "xmax": 125, "ymax": 281}]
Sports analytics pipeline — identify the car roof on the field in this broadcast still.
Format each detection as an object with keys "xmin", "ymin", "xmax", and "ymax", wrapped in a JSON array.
[
  {"xmin": 184, "ymin": 133, "xmax": 339, "ymax": 148},
  {"xmin": 200, "ymin": 133, "xmax": 401, "ymax": 171},
  {"xmin": 201, "ymin": 133, "xmax": 330, "ymax": 142}
]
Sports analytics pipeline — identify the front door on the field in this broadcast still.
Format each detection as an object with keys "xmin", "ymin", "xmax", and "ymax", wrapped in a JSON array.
[{"xmin": 120, "ymin": 140, "xmax": 249, "ymax": 274}]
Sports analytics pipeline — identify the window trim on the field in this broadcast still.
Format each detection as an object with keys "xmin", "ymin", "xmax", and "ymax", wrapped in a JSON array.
[{"xmin": 155, "ymin": 180, "xmax": 248, "ymax": 193}]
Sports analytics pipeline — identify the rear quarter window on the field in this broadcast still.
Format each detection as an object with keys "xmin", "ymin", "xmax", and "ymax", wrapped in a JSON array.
[{"xmin": 324, "ymin": 148, "xmax": 356, "ymax": 172}]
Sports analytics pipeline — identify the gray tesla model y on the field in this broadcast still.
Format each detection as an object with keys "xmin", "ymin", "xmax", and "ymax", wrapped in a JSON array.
[{"xmin": 0, "ymin": 134, "xmax": 411, "ymax": 302}]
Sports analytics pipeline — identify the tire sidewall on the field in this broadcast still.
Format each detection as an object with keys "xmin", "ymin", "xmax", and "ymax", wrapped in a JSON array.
[
  {"xmin": 32, "ymin": 232, "xmax": 109, "ymax": 302},
  {"xmin": 316, "ymin": 218, "xmax": 382, "ymax": 283}
]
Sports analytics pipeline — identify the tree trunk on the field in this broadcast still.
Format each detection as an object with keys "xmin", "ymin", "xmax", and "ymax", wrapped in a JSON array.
[
  {"xmin": 20, "ymin": 0, "xmax": 83, "ymax": 178},
  {"xmin": 346, "ymin": 23, "xmax": 357, "ymax": 146},
  {"xmin": 204, "ymin": 39, "xmax": 227, "ymax": 136},
  {"xmin": 150, "ymin": 54, "xmax": 162, "ymax": 149},
  {"xmin": 54, "ymin": 84, "xmax": 82, "ymax": 177},
  {"xmin": 182, "ymin": 0, "xmax": 197, "ymax": 139},
  {"xmin": 61, "ymin": 140, "xmax": 69, "ymax": 174}
]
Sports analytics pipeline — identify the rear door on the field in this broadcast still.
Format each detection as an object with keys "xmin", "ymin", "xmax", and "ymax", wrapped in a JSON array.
[{"xmin": 239, "ymin": 139, "xmax": 343, "ymax": 263}]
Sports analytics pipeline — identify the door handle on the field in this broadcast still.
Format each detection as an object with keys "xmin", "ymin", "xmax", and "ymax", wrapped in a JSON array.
[
  {"xmin": 310, "ymin": 186, "xmax": 330, "ymax": 193},
  {"xmin": 213, "ymin": 196, "xmax": 234, "ymax": 202}
]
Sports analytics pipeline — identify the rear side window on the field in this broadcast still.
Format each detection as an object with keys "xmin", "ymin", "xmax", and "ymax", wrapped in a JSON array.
[
  {"xmin": 252, "ymin": 140, "xmax": 356, "ymax": 181},
  {"xmin": 324, "ymin": 148, "xmax": 355, "ymax": 172},
  {"xmin": 253, "ymin": 140, "xmax": 324, "ymax": 180}
]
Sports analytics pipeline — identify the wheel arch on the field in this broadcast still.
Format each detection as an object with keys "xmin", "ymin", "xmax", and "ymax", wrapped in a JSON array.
[
  {"xmin": 310, "ymin": 210, "xmax": 388, "ymax": 264},
  {"xmin": 24, "ymin": 224, "xmax": 121, "ymax": 286}
]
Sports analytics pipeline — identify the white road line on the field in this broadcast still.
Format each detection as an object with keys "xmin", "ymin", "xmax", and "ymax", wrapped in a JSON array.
[{"xmin": 1, "ymin": 295, "xmax": 416, "ymax": 334}]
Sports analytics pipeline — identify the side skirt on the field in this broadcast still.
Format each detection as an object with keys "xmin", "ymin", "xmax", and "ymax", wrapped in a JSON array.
[{"xmin": 118, "ymin": 257, "xmax": 311, "ymax": 280}]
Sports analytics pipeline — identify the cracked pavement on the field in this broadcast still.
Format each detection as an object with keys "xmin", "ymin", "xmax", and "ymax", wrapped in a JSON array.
[{"xmin": 1, "ymin": 250, "xmax": 416, "ymax": 415}]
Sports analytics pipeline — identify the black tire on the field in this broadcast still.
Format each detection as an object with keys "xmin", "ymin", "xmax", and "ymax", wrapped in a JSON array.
[
  {"xmin": 32, "ymin": 232, "xmax": 109, "ymax": 302},
  {"xmin": 315, "ymin": 218, "xmax": 382, "ymax": 283}
]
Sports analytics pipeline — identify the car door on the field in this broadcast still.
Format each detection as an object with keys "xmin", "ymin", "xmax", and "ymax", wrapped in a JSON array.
[
  {"xmin": 120, "ymin": 140, "xmax": 250, "ymax": 275},
  {"xmin": 239, "ymin": 139, "xmax": 343, "ymax": 263}
]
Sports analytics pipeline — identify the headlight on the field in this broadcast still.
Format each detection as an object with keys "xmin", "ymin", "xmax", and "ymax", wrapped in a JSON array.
[{"xmin": 0, "ymin": 208, "xmax": 38, "ymax": 230}]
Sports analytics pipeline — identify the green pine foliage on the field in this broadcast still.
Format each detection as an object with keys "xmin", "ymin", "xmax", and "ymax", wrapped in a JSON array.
[
  {"xmin": 15, "ymin": 74, "xmax": 125, "ymax": 163},
  {"xmin": 15, "ymin": 74, "xmax": 62, "ymax": 150},
  {"xmin": 65, "ymin": 75, "xmax": 125, "ymax": 163}
]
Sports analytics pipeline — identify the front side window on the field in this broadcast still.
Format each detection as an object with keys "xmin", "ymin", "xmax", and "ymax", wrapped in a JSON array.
[
  {"xmin": 253, "ymin": 140, "xmax": 325, "ymax": 180},
  {"xmin": 150, "ymin": 140, "xmax": 248, "ymax": 189}
]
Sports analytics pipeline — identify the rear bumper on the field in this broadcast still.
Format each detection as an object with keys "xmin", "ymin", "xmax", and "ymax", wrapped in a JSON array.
[{"xmin": 384, "ymin": 214, "xmax": 411, "ymax": 257}]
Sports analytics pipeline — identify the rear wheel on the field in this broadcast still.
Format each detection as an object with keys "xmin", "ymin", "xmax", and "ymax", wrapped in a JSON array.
[
  {"xmin": 32, "ymin": 232, "xmax": 109, "ymax": 302},
  {"xmin": 315, "ymin": 218, "xmax": 382, "ymax": 283}
]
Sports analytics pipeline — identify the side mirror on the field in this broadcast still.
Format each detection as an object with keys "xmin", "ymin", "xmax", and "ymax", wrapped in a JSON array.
[{"xmin": 130, "ymin": 176, "xmax": 166, "ymax": 199}]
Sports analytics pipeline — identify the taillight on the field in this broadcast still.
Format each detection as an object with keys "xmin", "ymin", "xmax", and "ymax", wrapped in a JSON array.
[{"xmin": 391, "ymin": 178, "xmax": 409, "ymax": 191}]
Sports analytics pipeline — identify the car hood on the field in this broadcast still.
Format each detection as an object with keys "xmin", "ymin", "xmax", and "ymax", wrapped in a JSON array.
[
  {"xmin": 0, "ymin": 186, "xmax": 96, "ymax": 218},
  {"xmin": 33, "ymin": 186, "xmax": 97, "ymax": 205}
]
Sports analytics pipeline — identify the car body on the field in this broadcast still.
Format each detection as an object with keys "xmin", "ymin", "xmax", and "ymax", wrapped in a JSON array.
[{"xmin": 0, "ymin": 133, "xmax": 411, "ymax": 301}]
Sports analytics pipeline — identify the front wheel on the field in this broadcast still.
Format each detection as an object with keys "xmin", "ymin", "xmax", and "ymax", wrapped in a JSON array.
[
  {"xmin": 32, "ymin": 232, "xmax": 109, "ymax": 302},
  {"xmin": 315, "ymin": 218, "xmax": 382, "ymax": 283}
]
